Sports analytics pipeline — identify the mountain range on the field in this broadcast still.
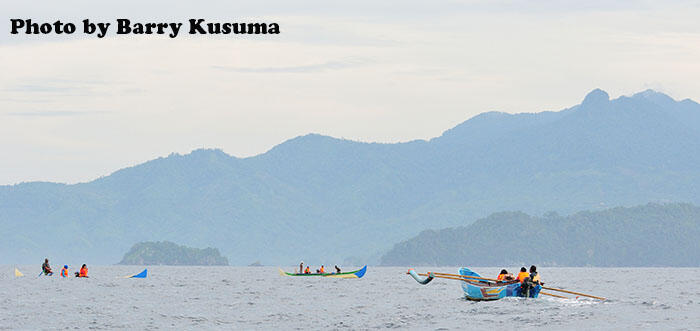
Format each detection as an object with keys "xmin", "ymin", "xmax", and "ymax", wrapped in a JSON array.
[
  {"xmin": 1, "ymin": 89, "xmax": 699, "ymax": 265},
  {"xmin": 380, "ymin": 203, "xmax": 700, "ymax": 267}
]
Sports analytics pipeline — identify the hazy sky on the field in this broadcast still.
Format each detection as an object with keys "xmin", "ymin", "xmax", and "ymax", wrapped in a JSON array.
[{"xmin": 1, "ymin": 0, "xmax": 700, "ymax": 184}]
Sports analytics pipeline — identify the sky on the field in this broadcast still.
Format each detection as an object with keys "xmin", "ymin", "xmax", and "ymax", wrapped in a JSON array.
[{"xmin": 1, "ymin": 0, "xmax": 700, "ymax": 184}]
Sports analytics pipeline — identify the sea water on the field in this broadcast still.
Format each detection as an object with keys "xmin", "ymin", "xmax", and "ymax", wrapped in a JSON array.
[{"xmin": 0, "ymin": 266, "xmax": 698, "ymax": 329}]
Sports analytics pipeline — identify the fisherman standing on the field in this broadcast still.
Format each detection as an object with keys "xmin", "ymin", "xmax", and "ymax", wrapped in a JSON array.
[{"xmin": 299, "ymin": 261, "xmax": 304, "ymax": 274}]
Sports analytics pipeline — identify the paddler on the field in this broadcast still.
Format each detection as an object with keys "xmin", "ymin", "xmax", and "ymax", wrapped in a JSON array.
[
  {"xmin": 497, "ymin": 269, "xmax": 514, "ymax": 281},
  {"xmin": 60, "ymin": 265, "xmax": 69, "ymax": 277},
  {"xmin": 528, "ymin": 265, "xmax": 542, "ymax": 285},
  {"xmin": 319, "ymin": 265, "xmax": 325, "ymax": 274},
  {"xmin": 516, "ymin": 267, "xmax": 529, "ymax": 283},
  {"xmin": 334, "ymin": 265, "xmax": 341, "ymax": 273},
  {"xmin": 304, "ymin": 266, "xmax": 311, "ymax": 274},
  {"xmin": 519, "ymin": 265, "xmax": 542, "ymax": 297},
  {"xmin": 41, "ymin": 258, "xmax": 53, "ymax": 275}
]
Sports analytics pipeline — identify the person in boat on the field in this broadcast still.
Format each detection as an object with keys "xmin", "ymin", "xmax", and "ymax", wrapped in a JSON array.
[
  {"xmin": 516, "ymin": 267, "xmax": 529, "ymax": 283},
  {"xmin": 528, "ymin": 265, "xmax": 542, "ymax": 285},
  {"xmin": 60, "ymin": 265, "xmax": 69, "ymax": 278},
  {"xmin": 299, "ymin": 261, "xmax": 304, "ymax": 274},
  {"xmin": 41, "ymin": 258, "xmax": 53, "ymax": 275},
  {"xmin": 75, "ymin": 264, "xmax": 88, "ymax": 278},
  {"xmin": 335, "ymin": 265, "xmax": 341, "ymax": 273},
  {"xmin": 497, "ymin": 269, "xmax": 514, "ymax": 281},
  {"xmin": 319, "ymin": 265, "xmax": 325, "ymax": 274},
  {"xmin": 519, "ymin": 265, "xmax": 542, "ymax": 297},
  {"xmin": 304, "ymin": 266, "xmax": 311, "ymax": 274}
]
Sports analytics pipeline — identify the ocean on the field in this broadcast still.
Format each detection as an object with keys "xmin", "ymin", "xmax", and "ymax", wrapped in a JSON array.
[{"xmin": 1, "ymin": 266, "xmax": 697, "ymax": 330}]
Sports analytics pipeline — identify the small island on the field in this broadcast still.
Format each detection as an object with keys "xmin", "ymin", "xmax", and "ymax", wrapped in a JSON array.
[{"xmin": 118, "ymin": 241, "xmax": 229, "ymax": 266}]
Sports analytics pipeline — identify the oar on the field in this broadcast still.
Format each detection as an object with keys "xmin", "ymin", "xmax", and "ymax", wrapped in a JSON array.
[
  {"xmin": 541, "ymin": 286, "xmax": 606, "ymax": 301},
  {"xmin": 539, "ymin": 292, "xmax": 568, "ymax": 299}
]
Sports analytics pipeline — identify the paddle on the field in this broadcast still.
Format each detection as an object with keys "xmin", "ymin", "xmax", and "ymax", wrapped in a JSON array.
[
  {"xmin": 539, "ymin": 292, "xmax": 568, "ymax": 299},
  {"xmin": 418, "ymin": 271, "xmax": 606, "ymax": 301},
  {"xmin": 541, "ymin": 286, "xmax": 606, "ymax": 301}
]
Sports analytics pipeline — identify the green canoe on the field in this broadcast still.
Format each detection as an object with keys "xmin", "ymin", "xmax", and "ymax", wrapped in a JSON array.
[{"xmin": 278, "ymin": 265, "xmax": 367, "ymax": 279}]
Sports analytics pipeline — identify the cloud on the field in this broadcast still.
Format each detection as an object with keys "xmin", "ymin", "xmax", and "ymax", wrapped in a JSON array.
[
  {"xmin": 212, "ymin": 58, "xmax": 368, "ymax": 74},
  {"xmin": 3, "ymin": 84, "xmax": 76, "ymax": 93},
  {"xmin": 4, "ymin": 110, "xmax": 109, "ymax": 117},
  {"xmin": 1, "ymin": 80, "xmax": 111, "ymax": 97}
]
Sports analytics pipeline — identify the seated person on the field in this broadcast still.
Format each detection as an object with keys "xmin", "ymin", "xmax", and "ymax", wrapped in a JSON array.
[
  {"xmin": 75, "ymin": 264, "xmax": 88, "ymax": 278},
  {"xmin": 41, "ymin": 258, "xmax": 53, "ymax": 275},
  {"xmin": 516, "ymin": 267, "xmax": 529, "ymax": 283},
  {"xmin": 496, "ymin": 269, "xmax": 514, "ymax": 281}
]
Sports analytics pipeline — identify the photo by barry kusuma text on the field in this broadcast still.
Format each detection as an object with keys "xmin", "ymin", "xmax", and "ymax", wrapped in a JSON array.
[{"xmin": 9, "ymin": 18, "xmax": 281, "ymax": 38}]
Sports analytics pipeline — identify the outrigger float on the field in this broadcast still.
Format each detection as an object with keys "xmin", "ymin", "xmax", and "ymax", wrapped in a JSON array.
[
  {"xmin": 407, "ymin": 267, "xmax": 605, "ymax": 301},
  {"xmin": 279, "ymin": 265, "xmax": 367, "ymax": 279}
]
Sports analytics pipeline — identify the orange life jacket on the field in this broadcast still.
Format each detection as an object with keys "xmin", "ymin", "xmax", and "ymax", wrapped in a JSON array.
[
  {"xmin": 60, "ymin": 268, "xmax": 68, "ymax": 277},
  {"xmin": 498, "ymin": 273, "xmax": 514, "ymax": 281},
  {"xmin": 517, "ymin": 271, "xmax": 529, "ymax": 283},
  {"xmin": 319, "ymin": 267, "xmax": 325, "ymax": 273},
  {"xmin": 79, "ymin": 267, "xmax": 88, "ymax": 277},
  {"xmin": 304, "ymin": 267, "xmax": 310, "ymax": 274}
]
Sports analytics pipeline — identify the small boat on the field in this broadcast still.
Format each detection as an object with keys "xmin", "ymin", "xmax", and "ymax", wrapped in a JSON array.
[
  {"xmin": 122, "ymin": 269, "xmax": 147, "ymax": 279},
  {"xmin": 408, "ymin": 267, "xmax": 541, "ymax": 301},
  {"xmin": 460, "ymin": 267, "xmax": 541, "ymax": 300},
  {"xmin": 408, "ymin": 267, "xmax": 605, "ymax": 301},
  {"xmin": 278, "ymin": 265, "xmax": 367, "ymax": 279}
]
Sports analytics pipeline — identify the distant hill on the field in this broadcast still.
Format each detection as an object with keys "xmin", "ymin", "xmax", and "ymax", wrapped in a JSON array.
[
  {"xmin": 119, "ymin": 241, "xmax": 229, "ymax": 266},
  {"xmin": 380, "ymin": 203, "xmax": 700, "ymax": 267},
  {"xmin": 1, "ymin": 89, "xmax": 700, "ymax": 265}
]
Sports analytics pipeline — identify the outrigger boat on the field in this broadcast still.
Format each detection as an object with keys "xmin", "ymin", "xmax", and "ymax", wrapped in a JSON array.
[
  {"xmin": 279, "ymin": 265, "xmax": 367, "ymax": 279},
  {"xmin": 408, "ymin": 267, "xmax": 605, "ymax": 301},
  {"xmin": 458, "ymin": 267, "xmax": 540, "ymax": 300}
]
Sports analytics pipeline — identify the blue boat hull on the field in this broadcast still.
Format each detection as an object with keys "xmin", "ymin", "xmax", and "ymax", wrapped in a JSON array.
[{"xmin": 459, "ymin": 267, "xmax": 541, "ymax": 301}]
